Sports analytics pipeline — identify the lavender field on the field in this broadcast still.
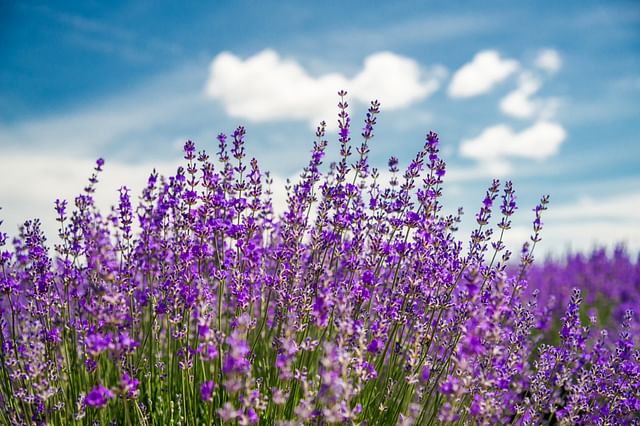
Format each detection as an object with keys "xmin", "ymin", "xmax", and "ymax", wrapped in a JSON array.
[{"xmin": 0, "ymin": 95, "xmax": 638, "ymax": 425}]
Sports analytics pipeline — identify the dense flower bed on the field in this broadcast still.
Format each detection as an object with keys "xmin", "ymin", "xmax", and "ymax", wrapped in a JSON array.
[
  {"xmin": 525, "ymin": 247, "xmax": 640, "ymax": 337},
  {"xmin": 0, "ymin": 92, "xmax": 638, "ymax": 425}
]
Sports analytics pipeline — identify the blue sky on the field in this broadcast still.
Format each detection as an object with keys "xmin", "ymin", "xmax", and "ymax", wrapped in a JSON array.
[{"xmin": 1, "ymin": 0, "xmax": 639, "ymax": 255}]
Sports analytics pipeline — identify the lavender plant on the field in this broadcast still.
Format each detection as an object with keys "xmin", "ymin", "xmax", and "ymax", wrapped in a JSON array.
[
  {"xmin": 0, "ymin": 92, "xmax": 638, "ymax": 425},
  {"xmin": 525, "ymin": 247, "xmax": 640, "ymax": 337}
]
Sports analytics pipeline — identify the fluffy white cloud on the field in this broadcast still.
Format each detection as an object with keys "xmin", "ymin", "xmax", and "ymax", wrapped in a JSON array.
[
  {"xmin": 204, "ymin": 49, "xmax": 446, "ymax": 128},
  {"xmin": 499, "ymin": 73, "xmax": 542, "ymax": 118},
  {"xmin": 500, "ymin": 72, "xmax": 561, "ymax": 119},
  {"xmin": 448, "ymin": 50, "xmax": 519, "ymax": 98},
  {"xmin": 534, "ymin": 48, "xmax": 562, "ymax": 74},
  {"xmin": 351, "ymin": 52, "xmax": 446, "ymax": 108},
  {"xmin": 460, "ymin": 121, "xmax": 567, "ymax": 165}
]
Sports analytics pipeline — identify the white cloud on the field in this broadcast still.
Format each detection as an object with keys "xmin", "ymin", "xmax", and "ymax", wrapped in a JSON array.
[
  {"xmin": 499, "ymin": 73, "xmax": 542, "ymax": 118},
  {"xmin": 0, "ymin": 151, "xmax": 180, "ymax": 240},
  {"xmin": 204, "ymin": 49, "xmax": 446, "ymax": 128},
  {"xmin": 537, "ymin": 221, "xmax": 640, "ymax": 255},
  {"xmin": 534, "ymin": 48, "xmax": 562, "ymax": 74},
  {"xmin": 500, "ymin": 72, "xmax": 561, "ymax": 119},
  {"xmin": 459, "ymin": 121, "xmax": 567, "ymax": 167},
  {"xmin": 448, "ymin": 160, "xmax": 515, "ymax": 179},
  {"xmin": 506, "ymin": 191, "xmax": 640, "ymax": 256},
  {"xmin": 351, "ymin": 52, "xmax": 447, "ymax": 108},
  {"xmin": 452, "ymin": 189, "xmax": 640, "ymax": 258},
  {"xmin": 448, "ymin": 50, "xmax": 519, "ymax": 98},
  {"xmin": 548, "ymin": 192, "xmax": 640, "ymax": 222}
]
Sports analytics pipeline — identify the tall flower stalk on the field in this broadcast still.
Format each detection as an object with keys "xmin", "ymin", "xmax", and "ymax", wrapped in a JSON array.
[{"xmin": 0, "ymin": 92, "xmax": 637, "ymax": 425}]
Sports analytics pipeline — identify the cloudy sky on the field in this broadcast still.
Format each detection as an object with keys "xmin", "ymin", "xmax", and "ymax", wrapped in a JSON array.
[{"xmin": 1, "ymin": 0, "xmax": 639, "ymax": 256}]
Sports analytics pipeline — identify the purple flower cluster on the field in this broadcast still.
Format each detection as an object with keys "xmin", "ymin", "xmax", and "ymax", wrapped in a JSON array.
[
  {"xmin": 525, "ymin": 247, "xmax": 640, "ymax": 336},
  {"xmin": 0, "ymin": 92, "xmax": 637, "ymax": 425},
  {"xmin": 522, "ymin": 291, "xmax": 640, "ymax": 423},
  {"xmin": 85, "ymin": 385, "xmax": 114, "ymax": 409}
]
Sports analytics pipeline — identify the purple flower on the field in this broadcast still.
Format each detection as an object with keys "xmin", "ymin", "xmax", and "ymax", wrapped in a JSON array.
[
  {"xmin": 470, "ymin": 395, "xmax": 482, "ymax": 416},
  {"xmin": 440, "ymin": 375, "xmax": 460, "ymax": 395},
  {"xmin": 84, "ymin": 358, "xmax": 97, "ymax": 373},
  {"xmin": 200, "ymin": 380, "xmax": 215, "ymax": 402},
  {"xmin": 46, "ymin": 327, "xmax": 61, "ymax": 344},
  {"xmin": 117, "ymin": 331, "xmax": 139, "ymax": 354},
  {"xmin": 85, "ymin": 332, "xmax": 112, "ymax": 355},
  {"xmin": 246, "ymin": 407, "xmax": 258, "ymax": 424},
  {"xmin": 362, "ymin": 270, "xmax": 374, "ymax": 285},
  {"xmin": 198, "ymin": 323, "xmax": 209, "ymax": 338},
  {"xmin": 200, "ymin": 342, "xmax": 218, "ymax": 361},
  {"xmin": 85, "ymin": 385, "xmax": 114, "ymax": 409},
  {"xmin": 421, "ymin": 366, "xmax": 431, "ymax": 383},
  {"xmin": 367, "ymin": 338, "xmax": 383, "ymax": 354},
  {"xmin": 120, "ymin": 373, "xmax": 139, "ymax": 399},
  {"xmin": 223, "ymin": 334, "xmax": 250, "ymax": 376},
  {"xmin": 218, "ymin": 403, "xmax": 238, "ymax": 422}
]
